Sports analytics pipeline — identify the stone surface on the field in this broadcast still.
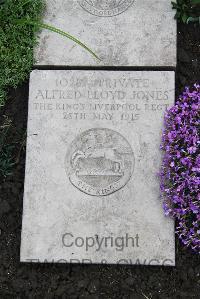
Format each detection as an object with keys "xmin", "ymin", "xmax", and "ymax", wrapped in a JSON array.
[
  {"xmin": 21, "ymin": 70, "xmax": 175, "ymax": 265},
  {"xmin": 35, "ymin": 0, "xmax": 177, "ymax": 67}
]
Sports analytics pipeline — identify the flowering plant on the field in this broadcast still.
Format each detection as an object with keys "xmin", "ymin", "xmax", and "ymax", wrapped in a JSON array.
[{"xmin": 160, "ymin": 84, "xmax": 200, "ymax": 253}]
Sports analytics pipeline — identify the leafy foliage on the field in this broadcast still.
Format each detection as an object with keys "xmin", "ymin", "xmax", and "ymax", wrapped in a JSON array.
[
  {"xmin": 0, "ymin": 0, "xmax": 45, "ymax": 106},
  {"xmin": 172, "ymin": 0, "xmax": 200, "ymax": 23}
]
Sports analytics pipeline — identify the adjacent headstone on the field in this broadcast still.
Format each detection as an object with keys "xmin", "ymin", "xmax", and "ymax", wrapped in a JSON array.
[
  {"xmin": 35, "ymin": 0, "xmax": 176, "ymax": 67},
  {"xmin": 21, "ymin": 70, "xmax": 175, "ymax": 265}
]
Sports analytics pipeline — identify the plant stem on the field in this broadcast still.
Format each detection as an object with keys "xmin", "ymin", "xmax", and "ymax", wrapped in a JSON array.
[{"xmin": 16, "ymin": 19, "xmax": 100, "ymax": 61}]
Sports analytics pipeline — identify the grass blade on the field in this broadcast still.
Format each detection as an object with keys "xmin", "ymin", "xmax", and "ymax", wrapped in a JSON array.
[{"xmin": 16, "ymin": 19, "xmax": 100, "ymax": 60}]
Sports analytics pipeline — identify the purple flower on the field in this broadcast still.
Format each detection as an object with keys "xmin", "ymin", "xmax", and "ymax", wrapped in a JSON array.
[
  {"xmin": 159, "ymin": 84, "xmax": 200, "ymax": 254},
  {"xmin": 188, "ymin": 146, "xmax": 197, "ymax": 154},
  {"xmin": 181, "ymin": 157, "xmax": 191, "ymax": 166}
]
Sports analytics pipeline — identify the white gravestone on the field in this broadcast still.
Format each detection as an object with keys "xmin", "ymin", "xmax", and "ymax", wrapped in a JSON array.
[
  {"xmin": 35, "ymin": 0, "xmax": 176, "ymax": 67},
  {"xmin": 21, "ymin": 70, "xmax": 175, "ymax": 265}
]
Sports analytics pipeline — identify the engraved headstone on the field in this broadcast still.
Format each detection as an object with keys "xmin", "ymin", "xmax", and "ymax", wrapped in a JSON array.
[
  {"xmin": 35, "ymin": 0, "xmax": 176, "ymax": 67},
  {"xmin": 21, "ymin": 70, "xmax": 175, "ymax": 265}
]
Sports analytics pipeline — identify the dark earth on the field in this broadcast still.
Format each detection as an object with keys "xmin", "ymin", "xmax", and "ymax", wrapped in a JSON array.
[{"xmin": 0, "ymin": 23, "xmax": 200, "ymax": 298}]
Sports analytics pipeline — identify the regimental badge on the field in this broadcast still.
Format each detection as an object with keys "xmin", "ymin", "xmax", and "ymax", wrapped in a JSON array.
[{"xmin": 66, "ymin": 128, "xmax": 134, "ymax": 196}]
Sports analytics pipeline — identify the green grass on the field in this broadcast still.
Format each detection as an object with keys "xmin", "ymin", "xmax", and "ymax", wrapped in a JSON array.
[{"xmin": 0, "ymin": 0, "xmax": 45, "ymax": 107}]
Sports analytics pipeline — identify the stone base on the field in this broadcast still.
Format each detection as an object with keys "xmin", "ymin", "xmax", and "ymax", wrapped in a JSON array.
[{"xmin": 21, "ymin": 70, "xmax": 175, "ymax": 265}]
